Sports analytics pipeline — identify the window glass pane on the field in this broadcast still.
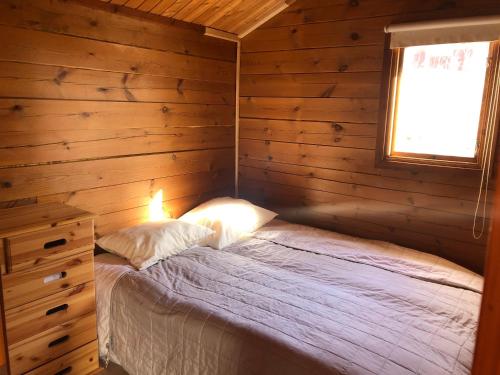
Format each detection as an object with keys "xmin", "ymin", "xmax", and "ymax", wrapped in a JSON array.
[{"xmin": 393, "ymin": 42, "xmax": 490, "ymax": 158}]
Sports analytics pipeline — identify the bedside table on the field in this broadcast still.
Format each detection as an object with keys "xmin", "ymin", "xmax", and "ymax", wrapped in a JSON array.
[{"xmin": 0, "ymin": 203, "xmax": 100, "ymax": 375}]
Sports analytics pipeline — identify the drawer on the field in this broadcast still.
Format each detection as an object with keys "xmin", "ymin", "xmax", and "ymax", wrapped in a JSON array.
[
  {"xmin": 9, "ymin": 313, "xmax": 97, "ymax": 375},
  {"xmin": 25, "ymin": 340, "xmax": 99, "ymax": 375},
  {"xmin": 5, "ymin": 220, "xmax": 94, "ymax": 273},
  {"xmin": 2, "ymin": 251, "xmax": 94, "ymax": 310},
  {"xmin": 5, "ymin": 281, "xmax": 96, "ymax": 345}
]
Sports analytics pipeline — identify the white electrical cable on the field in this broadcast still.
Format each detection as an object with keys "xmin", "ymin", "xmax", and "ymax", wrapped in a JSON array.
[{"xmin": 473, "ymin": 55, "xmax": 499, "ymax": 239}]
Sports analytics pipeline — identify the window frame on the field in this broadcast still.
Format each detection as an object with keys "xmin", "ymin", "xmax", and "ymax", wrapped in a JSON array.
[{"xmin": 376, "ymin": 36, "xmax": 500, "ymax": 171}]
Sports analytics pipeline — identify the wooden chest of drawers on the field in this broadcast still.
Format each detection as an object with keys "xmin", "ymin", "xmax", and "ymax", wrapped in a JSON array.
[{"xmin": 0, "ymin": 203, "xmax": 100, "ymax": 375}]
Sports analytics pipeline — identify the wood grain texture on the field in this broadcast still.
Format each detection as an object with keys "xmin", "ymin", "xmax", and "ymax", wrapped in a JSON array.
[
  {"xmin": 0, "ymin": 283, "xmax": 4, "ymax": 368},
  {"xmin": 9, "ymin": 312, "xmax": 96, "ymax": 374},
  {"xmin": 240, "ymin": 72, "xmax": 381, "ymax": 98},
  {"xmin": 0, "ymin": 0, "xmax": 235, "ymax": 62},
  {"xmin": 5, "ymin": 281, "xmax": 96, "ymax": 346},
  {"xmin": 239, "ymin": 0, "xmax": 500, "ymax": 272},
  {"xmin": 95, "ymin": 0, "xmax": 292, "ymax": 36},
  {"xmin": 473, "ymin": 164, "xmax": 500, "ymax": 374},
  {"xmin": 0, "ymin": 204, "xmax": 99, "ymax": 375},
  {"xmin": 0, "ymin": 0, "xmax": 236, "ymax": 236},
  {"xmin": 24, "ymin": 340, "xmax": 99, "ymax": 375},
  {"xmin": 261, "ymin": 0, "xmax": 500, "ymax": 28},
  {"xmin": 0, "ymin": 24, "xmax": 234, "ymax": 83},
  {"xmin": 0, "ymin": 62, "xmax": 235, "ymax": 104},
  {"xmin": 0, "ymin": 204, "xmax": 95, "ymax": 239},
  {"xmin": 2, "ymin": 251, "xmax": 94, "ymax": 310},
  {"xmin": 5, "ymin": 220, "xmax": 94, "ymax": 272}
]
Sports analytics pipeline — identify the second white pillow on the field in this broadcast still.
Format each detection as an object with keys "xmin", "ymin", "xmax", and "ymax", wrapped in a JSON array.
[{"xmin": 179, "ymin": 197, "xmax": 278, "ymax": 249}]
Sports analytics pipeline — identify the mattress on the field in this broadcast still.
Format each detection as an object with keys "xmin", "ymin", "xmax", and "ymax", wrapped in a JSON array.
[{"xmin": 95, "ymin": 220, "xmax": 483, "ymax": 375}]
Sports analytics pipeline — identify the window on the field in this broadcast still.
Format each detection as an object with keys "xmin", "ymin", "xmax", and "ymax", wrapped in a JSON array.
[{"xmin": 377, "ymin": 18, "xmax": 500, "ymax": 170}]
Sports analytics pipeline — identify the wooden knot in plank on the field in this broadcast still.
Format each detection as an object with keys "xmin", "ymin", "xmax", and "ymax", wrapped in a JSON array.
[
  {"xmin": 332, "ymin": 123, "xmax": 343, "ymax": 131},
  {"xmin": 338, "ymin": 64, "xmax": 348, "ymax": 72}
]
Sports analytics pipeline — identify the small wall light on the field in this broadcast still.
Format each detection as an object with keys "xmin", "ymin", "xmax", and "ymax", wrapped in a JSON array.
[{"xmin": 148, "ymin": 189, "xmax": 167, "ymax": 222}]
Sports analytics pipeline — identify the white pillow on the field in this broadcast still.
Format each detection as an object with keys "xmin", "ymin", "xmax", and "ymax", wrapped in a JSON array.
[
  {"xmin": 179, "ymin": 197, "xmax": 277, "ymax": 249},
  {"xmin": 96, "ymin": 219, "xmax": 214, "ymax": 270}
]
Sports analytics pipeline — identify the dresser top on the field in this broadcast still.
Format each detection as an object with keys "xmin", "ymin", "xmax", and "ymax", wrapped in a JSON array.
[{"xmin": 0, "ymin": 202, "xmax": 96, "ymax": 238}]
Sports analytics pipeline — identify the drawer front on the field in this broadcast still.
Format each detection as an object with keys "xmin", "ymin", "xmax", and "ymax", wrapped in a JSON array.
[
  {"xmin": 9, "ymin": 313, "xmax": 97, "ymax": 375},
  {"xmin": 5, "ymin": 281, "xmax": 96, "ymax": 345},
  {"xmin": 2, "ymin": 251, "xmax": 94, "ymax": 310},
  {"xmin": 6, "ymin": 220, "xmax": 94, "ymax": 272},
  {"xmin": 25, "ymin": 340, "xmax": 99, "ymax": 375}
]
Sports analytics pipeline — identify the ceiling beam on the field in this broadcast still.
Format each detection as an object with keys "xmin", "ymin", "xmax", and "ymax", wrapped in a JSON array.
[
  {"xmin": 204, "ymin": 27, "xmax": 240, "ymax": 42},
  {"xmin": 238, "ymin": 0, "xmax": 295, "ymax": 38}
]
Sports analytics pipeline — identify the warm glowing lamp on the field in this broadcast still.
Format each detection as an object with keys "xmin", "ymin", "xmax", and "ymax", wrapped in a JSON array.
[{"xmin": 148, "ymin": 190, "xmax": 167, "ymax": 222}]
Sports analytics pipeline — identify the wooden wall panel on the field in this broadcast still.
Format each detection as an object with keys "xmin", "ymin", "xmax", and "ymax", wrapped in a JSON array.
[
  {"xmin": 0, "ymin": 62, "xmax": 235, "ymax": 104},
  {"xmin": 0, "ymin": 0, "xmax": 236, "ymax": 236},
  {"xmin": 473, "ymin": 165, "xmax": 500, "ymax": 374},
  {"xmin": 239, "ymin": 0, "xmax": 500, "ymax": 272},
  {"xmin": 262, "ymin": 0, "xmax": 500, "ymax": 28},
  {"xmin": 0, "ymin": 0, "xmax": 235, "ymax": 61},
  {"xmin": 0, "ymin": 25, "xmax": 234, "ymax": 83}
]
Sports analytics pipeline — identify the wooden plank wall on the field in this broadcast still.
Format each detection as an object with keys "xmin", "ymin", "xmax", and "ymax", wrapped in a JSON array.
[
  {"xmin": 0, "ymin": 0, "xmax": 236, "ymax": 237},
  {"xmin": 473, "ymin": 164, "xmax": 500, "ymax": 374},
  {"xmin": 239, "ymin": 0, "xmax": 500, "ymax": 273}
]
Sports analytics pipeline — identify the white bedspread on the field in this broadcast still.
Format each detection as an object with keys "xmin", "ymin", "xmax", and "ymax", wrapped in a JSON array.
[
  {"xmin": 95, "ymin": 253, "xmax": 133, "ymax": 359},
  {"xmin": 94, "ymin": 220, "xmax": 483, "ymax": 375}
]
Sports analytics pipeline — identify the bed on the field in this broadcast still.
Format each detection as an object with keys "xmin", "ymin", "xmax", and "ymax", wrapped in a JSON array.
[{"xmin": 95, "ymin": 220, "xmax": 483, "ymax": 375}]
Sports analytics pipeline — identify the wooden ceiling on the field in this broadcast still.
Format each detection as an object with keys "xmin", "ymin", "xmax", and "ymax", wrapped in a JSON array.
[{"xmin": 99, "ymin": 0, "xmax": 294, "ymax": 38}]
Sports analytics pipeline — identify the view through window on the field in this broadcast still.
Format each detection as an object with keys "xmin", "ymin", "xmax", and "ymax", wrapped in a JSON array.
[{"xmin": 392, "ymin": 42, "xmax": 490, "ymax": 159}]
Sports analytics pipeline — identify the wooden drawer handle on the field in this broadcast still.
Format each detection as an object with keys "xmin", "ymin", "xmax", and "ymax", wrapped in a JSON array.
[
  {"xmin": 48, "ymin": 334, "xmax": 70, "ymax": 348},
  {"xmin": 44, "ymin": 238, "xmax": 67, "ymax": 249},
  {"xmin": 46, "ymin": 303, "xmax": 69, "ymax": 316},
  {"xmin": 43, "ymin": 271, "xmax": 67, "ymax": 284},
  {"xmin": 54, "ymin": 366, "xmax": 72, "ymax": 375}
]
